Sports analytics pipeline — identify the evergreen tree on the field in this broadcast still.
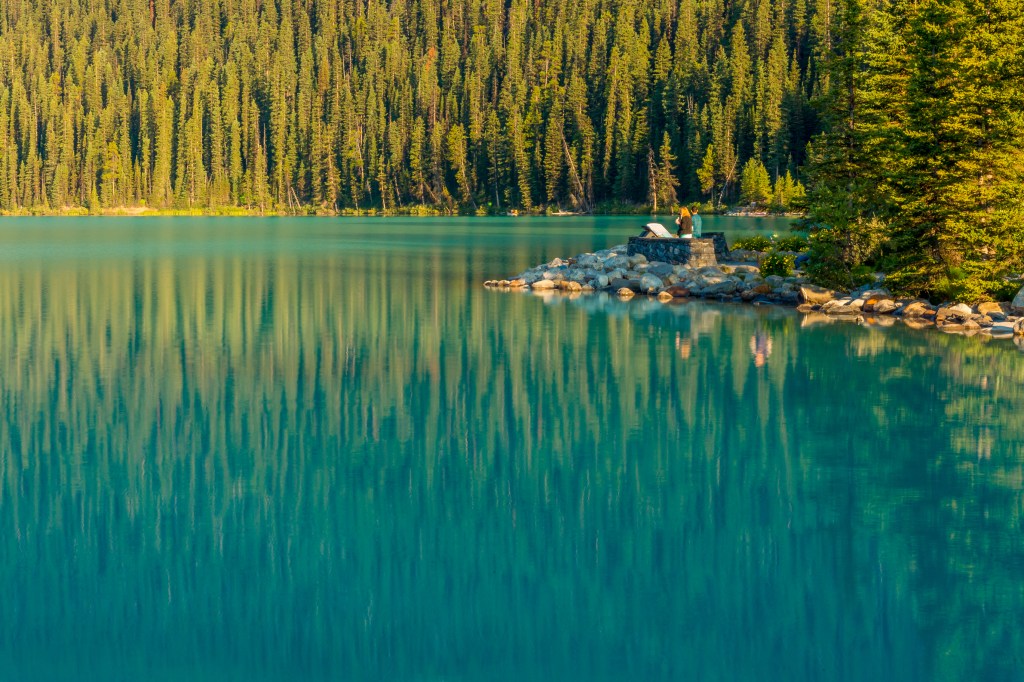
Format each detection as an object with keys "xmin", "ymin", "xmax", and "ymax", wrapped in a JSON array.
[{"xmin": 740, "ymin": 158, "xmax": 772, "ymax": 206}]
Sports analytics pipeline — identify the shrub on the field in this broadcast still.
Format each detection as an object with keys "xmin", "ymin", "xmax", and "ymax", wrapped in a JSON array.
[
  {"xmin": 732, "ymin": 235, "xmax": 773, "ymax": 251},
  {"xmin": 773, "ymin": 235, "xmax": 809, "ymax": 252},
  {"xmin": 988, "ymin": 278, "xmax": 1023, "ymax": 302},
  {"xmin": 760, "ymin": 251, "xmax": 795, "ymax": 278}
]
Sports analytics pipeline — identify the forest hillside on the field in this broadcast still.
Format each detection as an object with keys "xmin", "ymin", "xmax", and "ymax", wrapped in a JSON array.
[{"xmin": 0, "ymin": 0, "xmax": 826, "ymax": 213}]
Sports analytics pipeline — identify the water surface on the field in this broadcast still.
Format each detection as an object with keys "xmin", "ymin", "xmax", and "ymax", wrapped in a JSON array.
[{"xmin": 0, "ymin": 216, "xmax": 1022, "ymax": 681}]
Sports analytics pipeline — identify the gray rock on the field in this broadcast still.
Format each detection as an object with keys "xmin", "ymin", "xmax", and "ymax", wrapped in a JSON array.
[
  {"xmin": 821, "ymin": 299, "xmax": 861, "ymax": 315},
  {"xmin": 872, "ymin": 299, "xmax": 899, "ymax": 314},
  {"xmin": 603, "ymin": 255, "xmax": 631, "ymax": 270},
  {"xmin": 702, "ymin": 279, "xmax": 738, "ymax": 296},
  {"xmin": 646, "ymin": 262, "xmax": 674, "ymax": 277},
  {"xmin": 593, "ymin": 274, "xmax": 610, "ymax": 289},
  {"xmin": 800, "ymin": 285, "xmax": 836, "ymax": 305},
  {"xmin": 639, "ymin": 273, "xmax": 666, "ymax": 293},
  {"xmin": 609, "ymin": 278, "xmax": 641, "ymax": 292},
  {"xmin": 542, "ymin": 266, "xmax": 568, "ymax": 281},
  {"xmin": 1013, "ymin": 285, "xmax": 1024, "ymax": 313},
  {"xmin": 1015, "ymin": 318, "xmax": 1024, "ymax": 336},
  {"xmin": 938, "ymin": 302, "xmax": 974, "ymax": 319},
  {"xmin": 628, "ymin": 254, "xmax": 649, "ymax": 266},
  {"xmin": 606, "ymin": 268, "xmax": 627, "ymax": 280},
  {"xmin": 549, "ymin": 257, "xmax": 567, "ymax": 267}
]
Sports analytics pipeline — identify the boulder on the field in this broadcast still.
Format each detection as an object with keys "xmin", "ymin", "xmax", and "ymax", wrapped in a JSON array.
[
  {"xmin": 821, "ymin": 299, "xmax": 861, "ymax": 316},
  {"xmin": 628, "ymin": 254, "xmax": 649, "ymax": 266},
  {"xmin": 508, "ymin": 279, "xmax": 527, "ymax": 288},
  {"xmin": 656, "ymin": 290, "xmax": 674, "ymax": 302},
  {"xmin": 1013, "ymin": 286, "xmax": 1024, "ymax": 313},
  {"xmin": 548, "ymin": 257, "xmax": 567, "ymax": 267},
  {"xmin": 562, "ymin": 280, "xmax": 583, "ymax": 292},
  {"xmin": 639, "ymin": 273, "xmax": 666, "ymax": 293},
  {"xmin": 609, "ymin": 278, "xmax": 641, "ymax": 292},
  {"xmin": 542, "ymin": 267, "xmax": 567, "ymax": 281},
  {"xmin": 899, "ymin": 301, "xmax": 935, "ymax": 318},
  {"xmin": 936, "ymin": 303, "xmax": 973, "ymax": 322},
  {"xmin": 603, "ymin": 255, "xmax": 631, "ymax": 270},
  {"xmin": 871, "ymin": 298, "xmax": 899, "ymax": 315},
  {"xmin": 1015, "ymin": 318, "xmax": 1024, "ymax": 336},
  {"xmin": 779, "ymin": 291, "xmax": 802, "ymax": 305},
  {"xmin": 662, "ymin": 285, "xmax": 691, "ymax": 298},
  {"xmin": 646, "ymin": 262, "xmax": 674, "ymax": 277},
  {"xmin": 702, "ymin": 279, "xmax": 739, "ymax": 296},
  {"xmin": 592, "ymin": 274, "xmax": 610, "ymax": 289},
  {"xmin": 800, "ymin": 285, "xmax": 835, "ymax": 305},
  {"xmin": 617, "ymin": 287, "xmax": 635, "ymax": 299},
  {"xmin": 976, "ymin": 301, "xmax": 1006, "ymax": 317},
  {"xmin": 531, "ymin": 279, "xmax": 556, "ymax": 290}
]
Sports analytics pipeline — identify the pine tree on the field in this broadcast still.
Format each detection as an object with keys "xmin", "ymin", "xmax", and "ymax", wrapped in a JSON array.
[{"xmin": 889, "ymin": 0, "xmax": 1024, "ymax": 299}]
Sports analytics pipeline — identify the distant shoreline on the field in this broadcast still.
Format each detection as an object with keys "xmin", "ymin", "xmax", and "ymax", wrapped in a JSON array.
[{"xmin": 0, "ymin": 205, "xmax": 804, "ymax": 219}]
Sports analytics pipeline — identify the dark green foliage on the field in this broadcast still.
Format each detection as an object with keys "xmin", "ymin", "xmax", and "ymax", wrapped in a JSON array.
[
  {"xmin": 732, "ymin": 235, "xmax": 774, "ymax": 251},
  {"xmin": 0, "ymin": 0, "xmax": 825, "ymax": 213},
  {"xmin": 760, "ymin": 251, "xmax": 796, "ymax": 277}
]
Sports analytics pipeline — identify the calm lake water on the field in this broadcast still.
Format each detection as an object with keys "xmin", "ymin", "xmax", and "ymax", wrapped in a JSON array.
[{"xmin": 1, "ymin": 216, "xmax": 1023, "ymax": 681}]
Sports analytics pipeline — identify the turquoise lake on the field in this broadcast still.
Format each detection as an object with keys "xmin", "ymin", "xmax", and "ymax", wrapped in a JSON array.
[{"xmin": 1, "ymin": 216, "xmax": 1023, "ymax": 681}]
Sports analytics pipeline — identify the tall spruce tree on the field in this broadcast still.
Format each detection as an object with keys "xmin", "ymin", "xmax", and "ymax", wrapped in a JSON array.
[{"xmin": 888, "ymin": 0, "xmax": 1024, "ymax": 299}]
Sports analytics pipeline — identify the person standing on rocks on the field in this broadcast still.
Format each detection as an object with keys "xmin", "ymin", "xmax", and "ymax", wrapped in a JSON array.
[{"xmin": 675, "ymin": 206, "xmax": 693, "ymax": 238}]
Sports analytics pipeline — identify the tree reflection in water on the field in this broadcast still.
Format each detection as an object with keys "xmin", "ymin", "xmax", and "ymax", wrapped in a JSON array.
[{"xmin": 0, "ymin": 234, "xmax": 1021, "ymax": 680}]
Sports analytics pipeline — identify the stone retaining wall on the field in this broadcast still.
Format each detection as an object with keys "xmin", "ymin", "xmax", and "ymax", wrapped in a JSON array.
[
  {"xmin": 627, "ymin": 236, "xmax": 721, "ymax": 268},
  {"xmin": 702, "ymin": 232, "xmax": 731, "ymax": 262}
]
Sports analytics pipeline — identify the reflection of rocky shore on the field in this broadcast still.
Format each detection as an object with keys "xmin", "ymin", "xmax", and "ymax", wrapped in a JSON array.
[{"xmin": 485, "ymin": 244, "xmax": 1024, "ymax": 348}]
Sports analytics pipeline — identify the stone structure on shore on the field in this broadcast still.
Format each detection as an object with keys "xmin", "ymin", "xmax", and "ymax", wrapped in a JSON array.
[
  {"xmin": 483, "ymin": 243, "xmax": 1024, "ymax": 342},
  {"xmin": 625, "ymin": 232, "xmax": 730, "ymax": 268}
]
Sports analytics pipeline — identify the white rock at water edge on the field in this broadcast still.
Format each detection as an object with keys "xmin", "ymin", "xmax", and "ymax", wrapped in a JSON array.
[{"xmin": 1012, "ymin": 285, "xmax": 1024, "ymax": 313}]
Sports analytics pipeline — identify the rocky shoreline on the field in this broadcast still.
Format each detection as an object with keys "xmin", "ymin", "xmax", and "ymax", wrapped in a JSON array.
[{"xmin": 484, "ymin": 243, "xmax": 1024, "ymax": 341}]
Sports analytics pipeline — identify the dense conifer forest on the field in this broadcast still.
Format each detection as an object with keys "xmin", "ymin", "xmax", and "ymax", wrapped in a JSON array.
[{"xmin": 0, "ymin": 0, "xmax": 824, "ymax": 213}]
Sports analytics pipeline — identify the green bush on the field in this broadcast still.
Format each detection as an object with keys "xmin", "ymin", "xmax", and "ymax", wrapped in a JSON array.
[
  {"xmin": 773, "ymin": 235, "xmax": 809, "ymax": 252},
  {"xmin": 760, "ymin": 251, "xmax": 795, "ymax": 278},
  {"xmin": 988, "ymin": 278, "xmax": 1023, "ymax": 302},
  {"xmin": 850, "ymin": 265, "xmax": 878, "ymax": 288},
  {"xmin": 732, "ymin": 235, "xmax": 773, "ymax": 251}
]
